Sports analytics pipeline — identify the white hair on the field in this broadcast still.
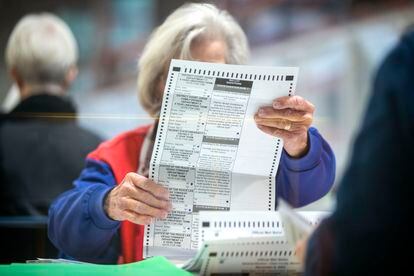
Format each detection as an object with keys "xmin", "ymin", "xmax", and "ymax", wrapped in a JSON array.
[
  {"xmin": 138, "ymin": 3, "xmax": 249, "ymax": 117},
  {"xmin": 5, "ymin": 13, "xmax": 78, "ymax": 85}
]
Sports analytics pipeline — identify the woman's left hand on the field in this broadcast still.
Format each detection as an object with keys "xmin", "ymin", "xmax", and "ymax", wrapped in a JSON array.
[
  {"xmin": 295, "ymin": 237, "xmax": 308, "ymax": 266},
  {"xmin": 254, "ymin": 95, "xmax": 314, "ymax": 158}
]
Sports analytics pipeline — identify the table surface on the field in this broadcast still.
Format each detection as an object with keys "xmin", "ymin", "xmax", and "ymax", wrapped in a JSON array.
[{"xmin": 0, "ymin": 256, "xmax": 191, "ymax": 276}]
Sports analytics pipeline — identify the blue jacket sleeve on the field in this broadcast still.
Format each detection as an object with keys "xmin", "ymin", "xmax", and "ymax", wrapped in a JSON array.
[
  {"xmin": 276, "ymin": 127, "xmax": 336, "ymax": 207},
  {"xmin": 48, "ymin": 158, "xmax": 120, "ymax": 263}
]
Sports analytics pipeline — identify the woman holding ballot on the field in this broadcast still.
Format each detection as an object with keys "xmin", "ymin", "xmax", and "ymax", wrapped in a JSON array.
[{"xmin": 48, "ymin": 3, "xmax": 335, "ymax": 264}]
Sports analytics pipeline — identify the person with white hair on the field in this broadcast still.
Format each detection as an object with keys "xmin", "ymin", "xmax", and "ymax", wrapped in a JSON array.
[
  {"xmin": 5, "ymin": 13, "xmax": 79, "ymax": 100},
  {"xmin": 0, "ymin": 13, "xmax": 101, "ymax": 262},
  {"xmin": 48, "ymin": 3, "xmax": 335, "ymax": 264}
]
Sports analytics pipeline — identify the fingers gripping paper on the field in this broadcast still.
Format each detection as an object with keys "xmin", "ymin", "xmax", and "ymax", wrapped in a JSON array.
[{"xmin": 144, "ymin": 60, "xmax": 299, "ymax": 259}]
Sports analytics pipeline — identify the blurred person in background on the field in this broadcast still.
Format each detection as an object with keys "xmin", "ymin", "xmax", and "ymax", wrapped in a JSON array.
[
  {"xmin": 0, "ymin": 13, "xmax": 102, "ymax": 262},
  {"xmin": 296, "ymin": 28, "xmax": 414, "ymax": 275},
  {"xmin": 1, "ymin": 85, "xmax": 19, "ymax": 113},
  {"xmin": 48, "ymin": 3, "xmax": 335, "ymax": 264}
]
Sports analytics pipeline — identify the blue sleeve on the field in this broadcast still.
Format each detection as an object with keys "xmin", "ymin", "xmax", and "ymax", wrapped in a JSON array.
[
  {"xmin": 276, "ymin": 127, "xmax": 336, "ymax": 207},
  {"xmin": 48, "ymin": 158, "xmax": 121, "ymax": 264}
]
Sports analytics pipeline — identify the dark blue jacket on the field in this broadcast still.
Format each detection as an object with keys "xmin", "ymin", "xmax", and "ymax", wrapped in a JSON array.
[{"xmin": 305, "ymin": 30, "xmax": 414, "ymax": 275}]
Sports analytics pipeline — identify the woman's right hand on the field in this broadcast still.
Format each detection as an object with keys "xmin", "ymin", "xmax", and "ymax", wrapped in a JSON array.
[
  {"xmin": 104, "ymin": 172, "xmax": 172, "ymax": 225},
  {"xmin": 295, "ymin": 237, "xmax": 308, "ymax": 266}
]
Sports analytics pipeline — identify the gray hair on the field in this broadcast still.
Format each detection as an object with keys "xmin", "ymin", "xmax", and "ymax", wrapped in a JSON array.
[
  {"xmin": 5, "ymin": 13, "xmax": 78, "ymax": 86},
  {"xmin": 138, "ymin": 3, "xmax": 249, "ymax": 117}
]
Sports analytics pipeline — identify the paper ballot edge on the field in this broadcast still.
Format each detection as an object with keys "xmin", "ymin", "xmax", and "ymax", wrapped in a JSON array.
[{"xmin": 277, "ymin": 199, "xmax": 313, "ymax": 245}]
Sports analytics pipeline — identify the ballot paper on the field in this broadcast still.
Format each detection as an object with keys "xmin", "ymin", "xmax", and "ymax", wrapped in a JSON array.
[
  {"xmin": 144, "ymin": 59, "xmax": 299, "ymax": 260},
  {"xmin": 277, "ymin": 199, "xmax": 315, "ymax": 245},
  {"xmin": 197, "ymin": 210, "xmax": 326, "ymax": 245},
  {"xmin": 181, "ymin": 210, "xmax": 328, "ymax": 275}
]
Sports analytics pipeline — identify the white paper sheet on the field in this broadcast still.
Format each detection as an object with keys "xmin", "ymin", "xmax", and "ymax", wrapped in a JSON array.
[
  {"xmin": 189, "ymin": 236, "xmax": 299, "ymax": 275},
  {"xmin": 144, "ymin": 60, "xmax": 299, "ymax": 259},
  {"xmin": 198, "ymin": 210, "xmax": 328, "ymax": 245},
  {"xmin": 278, "ymin": 199, "xmax": 315, "ymax": 245},
  {"xmin": 180, "ymin": 210, "xmax": 328, "ymax": 274}
]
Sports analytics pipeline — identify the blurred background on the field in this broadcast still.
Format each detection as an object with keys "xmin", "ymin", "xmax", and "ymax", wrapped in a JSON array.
[{"xmin": 0, "ymin": 0, "xmax": 413, "ymax": 211}]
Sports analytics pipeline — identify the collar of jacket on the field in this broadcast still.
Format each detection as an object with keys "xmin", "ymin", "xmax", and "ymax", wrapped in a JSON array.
[{"xmin": 5, "ymin": 94, "xmax": 78, "ymax": 122}]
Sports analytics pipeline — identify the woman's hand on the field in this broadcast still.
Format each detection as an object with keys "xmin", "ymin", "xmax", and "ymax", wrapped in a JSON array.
[
  {"xmin": 254, "ymin": 95, "xmax": 314, "ymax": 158},
  {"xmin": 104, "ymin": 172, "xmax": 172, "ymax": 225},
  {"xmin": 295, "ymin": 237, "xmax": 308, "ymax": 266}
]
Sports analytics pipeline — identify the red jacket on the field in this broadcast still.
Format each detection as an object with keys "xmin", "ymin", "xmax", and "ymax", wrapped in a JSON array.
[{"xmin": 88, "ymin": 125, "xmax": 151, "ymax": 263}]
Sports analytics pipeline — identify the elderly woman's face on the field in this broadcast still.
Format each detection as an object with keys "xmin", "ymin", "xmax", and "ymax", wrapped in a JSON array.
[
  {"xmin": 190, "ymin": 39, "xmax": 227, "ymax": 64},
  {"xmin": 156, "ymin": 39, "xmax": 227, "ymax": 99}
]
